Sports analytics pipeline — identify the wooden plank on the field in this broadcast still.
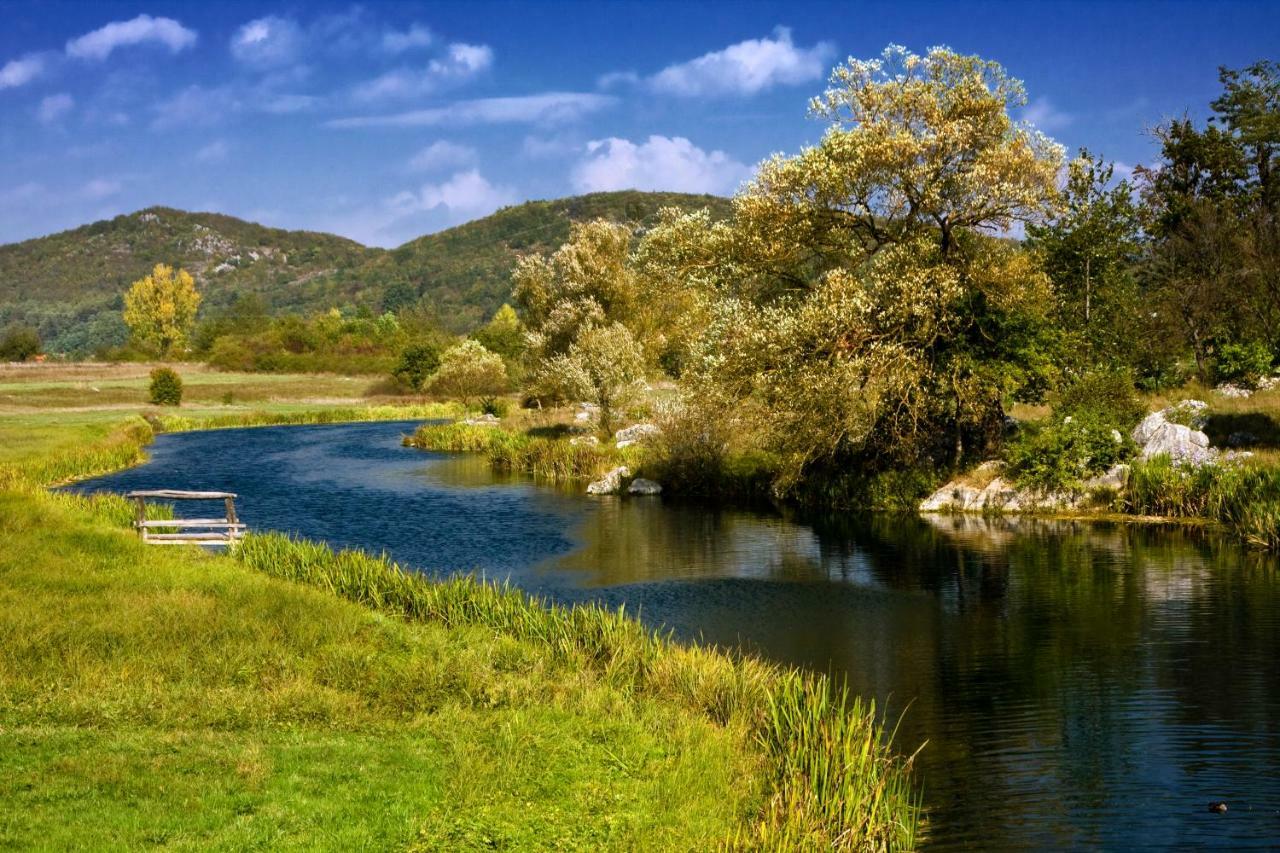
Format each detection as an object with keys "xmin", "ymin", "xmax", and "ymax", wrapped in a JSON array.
[
  {"xmin": 143, "ymin": 532, "xmax": 243, "ymax": 542},
  {"xmin": 126, "ymin": 490, "xmax": 237, "ymax": 499},
  {"xmin": 137, "ymin": 519, "xmax": 246, "ymax": 529}
]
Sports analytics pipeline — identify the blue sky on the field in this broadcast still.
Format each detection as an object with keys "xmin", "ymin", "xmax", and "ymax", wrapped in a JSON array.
[{"xmin": 0, "ymin": 0, "xmax": 1275, "ymax": 247}]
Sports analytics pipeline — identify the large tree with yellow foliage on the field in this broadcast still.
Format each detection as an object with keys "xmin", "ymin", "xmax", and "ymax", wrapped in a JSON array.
[
  {"xmin": 641, "ymin": 45, "xmax": 1066, "ymax": 491},
  {"xmin": 123, "ymin": 263, "xmax": 202, "ymax": 357}
]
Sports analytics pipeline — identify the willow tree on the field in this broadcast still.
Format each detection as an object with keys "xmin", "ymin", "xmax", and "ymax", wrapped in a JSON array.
[
  {"xmin": 123, "ymin": 263, "xmax": 202, "ymax": 357},
  {"xmin": 643, "ymin": 45, "xmax": 1065, "ymax": 491}
]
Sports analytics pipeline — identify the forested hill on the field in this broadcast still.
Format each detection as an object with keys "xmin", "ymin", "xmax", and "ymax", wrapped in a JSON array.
[{"xmin": 0, "ymin": 190, "xmax": 731, "ymax": 353}]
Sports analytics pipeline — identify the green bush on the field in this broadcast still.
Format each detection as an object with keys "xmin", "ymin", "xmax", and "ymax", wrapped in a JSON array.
[
  {"xmin": 1214, "ymin": 341, "xmax": 1273, "ymax": 388},
  {"xmin": 1005, "ymin": 411, "xmax": 1133, "ymax": 493},
  {"xmin": 1055, "ymin": 370, "xmax": 1145, "ymax": 427},
  {"xmin": 147, "ymin": 368, "xmax": 183, "ymax": 406},
  {"xmin": 392, "ymin": 342, "xmax": 441, "ymax": 392},
  {"xmin": 0, "ymin": 323, "xmax": 41, "ymax": 362}
]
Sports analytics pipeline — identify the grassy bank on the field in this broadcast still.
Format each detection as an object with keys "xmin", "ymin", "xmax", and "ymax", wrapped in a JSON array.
[
  {"xmin": 407, "ymin": 421, "xmax": 629, "ymax": 482},
  {"xmin": 0, "ymin": 393, "xmax": 922, "ymax": 848}
]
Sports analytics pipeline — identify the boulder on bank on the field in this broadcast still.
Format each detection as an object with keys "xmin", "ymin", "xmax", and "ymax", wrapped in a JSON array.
[
  {"xmin": 918, "ymin": 460, "xmax": 1129, "ymax": 514},
  {"xmin": 615, "ymin": 423, "xmax": 661, "ymax": 449},
  {"xmin": 1132, "ymin": 401, "xmax": 1215, "ymax": 466},
  {"xmin": 461, "ymin": 413, "xmax": 501, "ymax": 427},
  {"xmin": 627, "ymin": 477, "xmax": 663, "ymax": 496},
  {"xmin": 587, "ymin": 465, "xmax": 630, "ymax": 495}
]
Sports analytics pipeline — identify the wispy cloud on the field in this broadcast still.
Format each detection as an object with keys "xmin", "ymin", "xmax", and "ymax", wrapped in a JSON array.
[
  {"xmin": 1021, "ymin": 97, "xmax": 1074, "ymax": 132},
  {"xmin": 572, "ymin": 135, "xmax": 752, "ymax": 194},
  {"xmin": 0, "ymin": 54, "xmax": 45, "ymax": 89},
  {"xmin": 329, "ymin": 92, "xmax": 615, "ymax": 128},
  {"xmin": 605, "ymin": 27, "xmax": 834, "ymax": 98},
  {"xmin": 408, "ymin": 140, "xmax": 478, "ymax": 171},
  {"xmin": 37, "ymin": 93, "xmax": 74, "ymax": 124},
  {"xmin": 194, "ymin": 139, "xmax": 230, "ymax": 163},
  {"xmin": 382, "ymin": 24, "xmax": 434, "ymax": 54},
  {"xmin": 82, "ymin": 177, "xmax": 122, "ymax": 199},
  {"xmin": 66, "ymin": 14, "xmax": 197, "ymax": 61},
  {"xmin": 229, "ymin": 16, "xmax": 303, "ymax": 69},
  {"xmin": 353, "ymin": 42, "xmax": 493, "ymax": 100}
]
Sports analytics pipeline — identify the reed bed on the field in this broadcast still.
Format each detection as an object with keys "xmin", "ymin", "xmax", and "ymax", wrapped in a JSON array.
[
  {"xmin": 1124, "ymin": 455, "xmax": 1280, "ymax": 549},
  {"xmin": 407, "ymin": 422, "xmax": 620, "ymax": 481},
  {"xmin": 156, "ymin": 402, "xmax": 461, "ymax": 433},
  {"xmin": 234, "ymin": 532, "xmax": 923, "ymax": 849}
]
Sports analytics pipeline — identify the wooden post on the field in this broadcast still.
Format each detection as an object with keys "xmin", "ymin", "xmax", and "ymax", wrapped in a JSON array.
[{"xmin": 134, "ymin": 496, "xmax": 146, "ymax": 541}]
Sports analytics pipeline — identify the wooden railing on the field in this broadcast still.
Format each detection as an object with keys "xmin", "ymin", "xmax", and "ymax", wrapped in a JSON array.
[{"xmin": 128, "ymin": 490, "xmax": 246, "ymax": 547}]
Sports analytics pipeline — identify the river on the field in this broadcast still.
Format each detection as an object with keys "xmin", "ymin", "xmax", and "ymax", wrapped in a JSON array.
[{"xmin": 73, "ymin": 420, "xmax": 1280, "ymax": 848}]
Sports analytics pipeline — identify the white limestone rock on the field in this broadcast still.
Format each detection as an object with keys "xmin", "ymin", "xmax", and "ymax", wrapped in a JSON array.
[
  {"xmin": 586, "ymin": 466, "xmax": 630, "ymax": 495},
  {"xmin": 627, "ymin": 477, "xmax": 663, "ymax": 495}
]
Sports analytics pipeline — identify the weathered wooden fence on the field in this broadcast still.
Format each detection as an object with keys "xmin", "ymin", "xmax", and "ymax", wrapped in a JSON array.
[{"xmin": 128, "ymin": 490, "xmax": 245, "ymax": 547}]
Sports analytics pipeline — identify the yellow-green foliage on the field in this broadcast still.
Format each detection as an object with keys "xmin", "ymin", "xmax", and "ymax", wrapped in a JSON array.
[
  {"xmin": 123, "ymin": 263, "xmax": 202, "ymax": 356},
  {"xmin": 407, "ymin": 422, "xmax": 622, "ymax": 481}
]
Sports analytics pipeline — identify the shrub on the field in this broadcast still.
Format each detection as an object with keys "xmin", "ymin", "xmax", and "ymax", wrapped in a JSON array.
[
  {"xmin": 0, "ymin": 323, "xmax": 41, "ymax": 362},
  {"xmin": 1004, "ymin": 410, "xmax": 1133, "ymax": 492},
  {"xmin": 480, "ymin": 397, "xmax": 510, "ymax": 418},
  {"xmin": 428, "ymin": 340, "xmax": 508, "ymax": 405},
  {"xmin": 1055, "ymin": 369, "xmax": 1145, "ymax": 427},
  {"xmin": 392, "ymin": 342, "xmax": 441, "ymax": 392},
  {"xmin": 147, "ymin": 367, "xmax": 183, "ymax": 406},
  {"xmin": 1214, "ymin": 341, "xmax": 1273, "ymax": 388}
]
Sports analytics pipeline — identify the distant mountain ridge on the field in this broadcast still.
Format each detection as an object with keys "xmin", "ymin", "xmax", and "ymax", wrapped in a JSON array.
[{"xmin": 0, "ymin": 190, "xmax": 732, "ymax": 353}]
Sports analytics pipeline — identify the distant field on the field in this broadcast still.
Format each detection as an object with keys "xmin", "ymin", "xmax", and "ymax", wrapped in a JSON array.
[{"xmin": 0, "ymin": 362, "xmax": 393, "ymax": 412}]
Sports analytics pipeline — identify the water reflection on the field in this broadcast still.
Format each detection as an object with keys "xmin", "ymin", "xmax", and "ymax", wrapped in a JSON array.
[{"xmin": 72, "ymin": 422, "xmax": 1280, "ymax": 848}]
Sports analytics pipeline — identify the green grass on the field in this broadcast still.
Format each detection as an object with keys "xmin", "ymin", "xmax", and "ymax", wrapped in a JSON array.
[
  {"xmin": 1124, "ymin": 455, "xmax": 1280, "ymax": 549},
  {"xmin": 408, "ymin": 422, "xmax": 627, "ymax": 482},
  {"xmin": 0, "ymin": 396, "xmax": 924, "ymax": 849}
]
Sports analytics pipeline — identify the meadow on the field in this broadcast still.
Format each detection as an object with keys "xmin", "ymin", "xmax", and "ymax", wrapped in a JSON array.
[{"xmin": 0, "ymin": 363, "xmax": 921, "ymax": 850}]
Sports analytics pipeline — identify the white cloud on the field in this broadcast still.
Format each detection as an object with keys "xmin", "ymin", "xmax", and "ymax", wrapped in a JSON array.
[
  {"xmin": 66, "ymin": 15, "xmax": 197, "ymax": 61},
  {"xmin": 1021, "ymin": 97, "xmax": 1073, "ymax": 132},
  {"xmin": 389, "ymin": 169, "xmax": 517, "ymax": 218},
  {"xmin": 597, "ymin": 70, "xmax": 639, "ymax": 90},
  {"xmin": 382, "ymin": 24, "xmax": 434, "ymax": 54},
  {"xmin": 572, "ymin": 135, "xmax": 751, "ymax": 195},
  {"xmin": 408, "ymin": 140, "xmax": 478, "ymax": 171},
  {"xmin": 330, "ymin": 92, "xmax": 614, "ymax": 128},
  {"xmin": 0, "ymin": 54, "xmax": 44, "ymax": 89},
  {"xmin": 194, "ymin": 139, "xmax": 230, "ymax": 163},
  {"xmin": 37, "ymin": 93, "xmax": 74, "ymax": 124},
  {"xmin": 230, "ymin": 16, "xmax": 303, "ymax": 69},
  {"xmin": 644, "ymin": 27, "xmax": 834, "ymax": 97},
  {"xmin": 82, "ymin": 178, "xmax": 122, "ymax": 199},
  {"xmin": 353, "ymin": 42, "xmax": 493, "ymax": 100}
]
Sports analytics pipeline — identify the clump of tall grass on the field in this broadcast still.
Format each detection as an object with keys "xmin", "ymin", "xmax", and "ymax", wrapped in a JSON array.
[
  {"xmin": 235, "ymin": 532, "xmax": 923, "ymax": 848},
  {"xmin": 408, "ymin": 423, "xmax": 620, "ymax": 481},
  {"xmin": 157, "ymin": 402, "xmax": 461, "ymax": 433},
  {"xmin": 1124, "ymin": 454, "xmax": 1280, "ymax": 549}
]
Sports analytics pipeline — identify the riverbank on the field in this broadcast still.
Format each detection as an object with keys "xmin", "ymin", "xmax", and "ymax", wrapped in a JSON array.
[
  {"xmin": 0, "ymin": 393, "xmax": 922, "ymax": 848},
  {"xmin": 404, "ymin": 395, "xmax": 1280, "ymax": 553}
]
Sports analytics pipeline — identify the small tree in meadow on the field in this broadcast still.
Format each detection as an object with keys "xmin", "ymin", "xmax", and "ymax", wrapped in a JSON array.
[
  {"xmin": 428, "ymin": 340, "xmax": 508, "ymax": 407},
  {"xmin": 0, "ymin": 323, "xmax": 41, "ymax": 362},
  {"xmin": 123, "ymin": 263, "xmax": 202, "ymax": 357},
  {"xmin": 543, "ymin": 322, "xmax": 645, "ymax": 435},
  {"xmin": 148, "ymin": 367, "xmax": 183, "ymax": 406}
]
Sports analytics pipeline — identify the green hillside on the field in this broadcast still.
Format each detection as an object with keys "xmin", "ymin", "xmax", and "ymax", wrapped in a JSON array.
[{"xmin": 0, "ymin": 191, "xmax": 731, "ymax": 354}]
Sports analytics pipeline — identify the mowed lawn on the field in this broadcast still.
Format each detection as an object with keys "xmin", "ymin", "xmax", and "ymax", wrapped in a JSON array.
[{"xmin": 0, "ymin": 418, "xmax": 762, "ymax": 849}]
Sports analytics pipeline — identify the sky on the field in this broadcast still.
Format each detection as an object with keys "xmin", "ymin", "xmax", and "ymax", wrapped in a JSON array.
[{"xmin": 0, "ymin": 0, "xmax": 1276, "ymax": 248}]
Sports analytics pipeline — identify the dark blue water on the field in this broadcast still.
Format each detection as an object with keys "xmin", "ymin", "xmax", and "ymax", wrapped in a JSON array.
[{"xmin": 74, "ymin": 421, "xmax": 1280, "ymax": 849}]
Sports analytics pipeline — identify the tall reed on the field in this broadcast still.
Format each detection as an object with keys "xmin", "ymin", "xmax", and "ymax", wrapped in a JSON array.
[
  {"xmin": 408, "ymin": 423, "xmax": 618, "ymax": 481},
  {"xmin": 1124, "ymin": 455, "xmax": 1280, "ymax": 549}
]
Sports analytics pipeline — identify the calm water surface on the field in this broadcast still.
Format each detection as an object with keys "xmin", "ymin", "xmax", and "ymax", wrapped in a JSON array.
[{"xmin": 75, "ymin": 420, "xmax": 1280, "ymax": 849}]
